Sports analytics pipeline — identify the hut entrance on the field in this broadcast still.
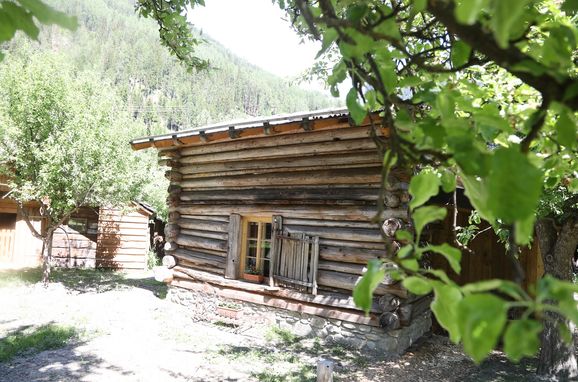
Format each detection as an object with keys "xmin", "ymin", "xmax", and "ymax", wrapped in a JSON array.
[{"xmin": 0, "ymin": 213, "xmax": 16, "ymax": 263}]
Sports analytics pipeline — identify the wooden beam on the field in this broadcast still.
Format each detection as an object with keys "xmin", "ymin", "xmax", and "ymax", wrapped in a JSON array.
[{"xmin": 225, "ymin": 214, "xmax": 242, "ymax": 279}]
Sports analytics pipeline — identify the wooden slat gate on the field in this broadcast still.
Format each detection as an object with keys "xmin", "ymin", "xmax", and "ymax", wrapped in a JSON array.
[
  {"xmin": 0, "ymin": 225, "xmax": 15, "ymax": 262},
  {"xmin": 270, "ymin": 230, "xmax": 320, "ymax": 295}
]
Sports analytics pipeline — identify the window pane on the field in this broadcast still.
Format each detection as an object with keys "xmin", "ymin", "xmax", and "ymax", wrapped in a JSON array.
[
  {"xmin": 262, "ymin": 241, "xmax": 271, "ymax": 259},
  {"xmin": 264, "ymin": 223, "xmax": 272, "ymax": 239},
  {"xmin": 262, "ymin": 258, "xmax": 270, "ymax": 276},
  {"xmin": 247, "ymin": 239, "xmax": 258, "ymax": 258},
  {"xmin": 248, "ymin": 222, "xmax": 259, "ymax": 239},
  {"xmin": 245, "ymin": 257, "xmax": 257, "ymax": 272}
]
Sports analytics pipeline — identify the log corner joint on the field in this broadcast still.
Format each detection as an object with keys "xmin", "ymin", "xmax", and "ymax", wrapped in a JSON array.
[
  {"xmin": 171, "ymin": 134, "xmax": 184, "ymax": 146},
  {"xmin": 198, "ymin": 130, "xmax": 209, "ymax": 143},
  {"xmin": 228, "ymin": 126, "xmax": 240, "ymax": 139},
  {"xmin": 301, "ymin": 117, "xmax": 312, "ymax": 131},
  {"xmin": 263, "ymin": 121, "xmax": 274, "ymax": 135}
]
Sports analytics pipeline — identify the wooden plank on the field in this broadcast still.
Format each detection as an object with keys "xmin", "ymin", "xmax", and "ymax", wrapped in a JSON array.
[
  {"xmin": 174, "ymin": 248, "xmax": 226, "ymax": 269},
  {"xmin": 171, "ymin": 276, "xmax": 379, "ymax": 326},
  {"xmin": 180, "ymin": 166, "xmax": 382, "ymax": 189},
  {"xmin": 178, "ymin": 218, "xmax": 228, "ymax": 232},
  {"xmin": 319, "ymin": 245, "xmax": 384, "ymax": 264},
  {"xmin": 317, "ymin": 270, "xmax": 407, "ymax": 298},
  {"xmin": 318, "ymin": 260, "xmax": 366, "ymax": 275},
  {"xmin": 225, "ymin": 214, "xmax": 242, "ymax": 279},
  {"xmin": 284, "ymin": 225, "xmax": 383, "ymax": 243},
  {"xmin": 181, "ymin": 151, "xmax": 381, "ymax": 176},
  {"xmin": 311, "ymin": 236, "xmax": 320, "ymax": 295},
  {"xmin": 269, "ymin": 215, "xmax": 282, "ymax": 287},
  {"xmin": 180, "ymin": 139, "xmax": 378, "ymax": 165},
  {"xmin": 179, "ymin": 124, "xmax": 380, "ymax": 156},
  {"xmin": 176, "ymin": 205, "xmax": 407, "ymax": 222},
  {"xmin": 176, "ymin": 234, "xmax": 227, "ymax": 252},
  {"xmin": 180, "ymin": 228, "xmax": 228, "ymax": 241},
  {"xmin": 179, "ymin": 187, "xmax": 381, "ymax": 203}
]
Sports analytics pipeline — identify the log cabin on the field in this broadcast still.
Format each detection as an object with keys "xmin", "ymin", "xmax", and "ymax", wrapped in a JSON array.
[
  {"xmin": 0, "ymin": 177, "xmax": 153, "ymax": 271},
  {"xmin": 130, "ymin": 108, "xmax": 543, "ymax": 353}
]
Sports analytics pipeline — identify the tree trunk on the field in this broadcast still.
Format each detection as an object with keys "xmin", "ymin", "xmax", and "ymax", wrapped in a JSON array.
[
  {"xmin": 535, "ymin": 218, "xmax": 578, "ymax": 379},
  {"xmin": 42, "ymin": 229, "xmax": 54, "ymax": 286}
]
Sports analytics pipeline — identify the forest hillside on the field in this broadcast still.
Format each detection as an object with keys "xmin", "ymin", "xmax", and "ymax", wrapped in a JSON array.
[{"xmin": 3, "ymin": 0, "xmax": 338, "ymax": 136}]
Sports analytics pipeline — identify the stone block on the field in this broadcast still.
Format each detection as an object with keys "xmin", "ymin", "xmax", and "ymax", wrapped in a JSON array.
[{"xmin": 310, "ymin": 316, "xmax": 327, "ymax": 329}]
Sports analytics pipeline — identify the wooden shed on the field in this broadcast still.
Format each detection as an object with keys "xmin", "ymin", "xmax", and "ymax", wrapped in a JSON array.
[
  {"xmin": 0, "ymin": 182, "xmax": 153, "ymax": 271},
  {"xmin": 130, "ymin": 108, "xmax": 542, "ymax": 353}
]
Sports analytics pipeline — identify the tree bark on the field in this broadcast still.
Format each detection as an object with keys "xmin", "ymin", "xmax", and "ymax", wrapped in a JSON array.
[
  {"xmin": 535, "ymin": 218, "xmax": 578, "ymax": 379},
  {"xmin": 42, "ymin": 229, "xmax": 54, "ymax": 286}
]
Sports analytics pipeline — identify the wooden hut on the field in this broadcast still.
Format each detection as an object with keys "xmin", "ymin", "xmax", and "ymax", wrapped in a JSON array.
[
  {"xmin": 0, "ymin": 181, "xmax": 153, "ymax": 271},
  {"xmin": 130, "ymin": 108, "xmax": 542, "ymax": 353}
]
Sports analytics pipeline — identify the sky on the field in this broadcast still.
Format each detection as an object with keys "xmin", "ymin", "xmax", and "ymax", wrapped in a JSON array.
[{"xmin": 188, "ymin": 0, "xmax": 324, "ymax": 89}]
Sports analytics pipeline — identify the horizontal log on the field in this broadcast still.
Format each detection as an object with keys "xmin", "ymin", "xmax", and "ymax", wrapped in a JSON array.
[
  {"xmin": 398, "ymin": 295, "xmax": 433, "ymax": 326},
  {"xmin": 179, "ymin": 125, "xmax": 381, "ymax": 157},
  {"xmin": 96, "ymin": 221, "xmax": 148, "ymax": 230},
  {"xmin": 179, "ymin": 187, "xmax": 381, "ymax": 204},
  {"xmin": 318, "ymin": 260, "xmax": 366, "ymax": 275},
  {"xmin": 319, "ymin": 245, "xmax": 385, "ymax": 264},
  {"xmin": 319, "ymin": 238, "xmax": 387, "ymax": 250},
  {"xmin": 162, "ymin": 255, "xmax": 176, "ymax": 269},
  {"xmin": 180, "ymin": 139, "xmax": 378, "ymax": 165},
  {"xmin": 180, "ymin": 166, "xmax": 383, "ymax": 189},
  {"xmin": 174, "ymin": 263, "xmax": 225, "ymax": 276},
  {"xmin": 95, "ymin": 254, "xmax": 147, "ymax": 263},
  {"xmin": 283, "ymin": 218, "xmax": 380, "ymax": 229},
  {"xmin": 176, "ymin": 205, "xmax": 407, "ymax": 222},
  {"xmin": 379, "ymin": 311, "xmax": 401, "ymax": 330},
  {"xmin": 317, "ymin": 270, "xmax": 406, "ymax": 298},
  {"xmin": 171, "ymin": 275, "xmax": 379, "ymax": 325},
  {"xmin": 378, "ymin": 294, "xmax": 401, "ymax": 313},
  {"xmin": 175, "ymin": 234, "xmax": 227, "ymax": 252},
  {"xmin": 173, "ymin": 248, "xmax": 225, "ymax": 269},
  {"xmin": 178, "ymin": 218, "xmax": 228, "ymax": 233},
  {"xmin": 170, "ymin": 266, "xmax": 381, "ymax": 313},
  {"xmin": 180, "ymin": 228, "xmax": 228, "ymax": 241},
  {"xmin": 179, "ymin": 214, "xmax": 229, "ymax": 223},
  {"xmin": 180, "ymin": 151, "xmax": 381, "ymax": 176},
  {"xmin": 284, "ymin": 225, "xmax": 383, "ymax": 243}
]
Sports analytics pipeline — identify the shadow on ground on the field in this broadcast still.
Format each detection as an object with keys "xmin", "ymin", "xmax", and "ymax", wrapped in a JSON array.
[{"xmin": 0, "ymin": 268, "xmax": 168, "ymax": 298}]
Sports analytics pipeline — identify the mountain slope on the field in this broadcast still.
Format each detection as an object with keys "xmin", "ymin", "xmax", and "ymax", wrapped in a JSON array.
[{"xmin": 5, "ymin": 0, "xmax": 338, "ymax": 134}]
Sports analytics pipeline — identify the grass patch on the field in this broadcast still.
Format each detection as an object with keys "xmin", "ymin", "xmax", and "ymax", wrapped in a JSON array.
[
  {"xmin": 0, "ymin": 267, "xmax": 168, "ymax": 298},
  {"xmin": 265, "ymin": 327, "xmax": 301, "ymax": 346},
  {"xmin": 0, "ymin": 324, "xmax": 79, "ymax": 363},
  {"xmin": 251, "ymin": 364, "xmax": 316, "ymax": 382}
]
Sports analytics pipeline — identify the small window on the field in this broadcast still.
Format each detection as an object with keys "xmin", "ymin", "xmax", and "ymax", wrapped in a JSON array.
[
  {"xmin": 241, "ymin": 216, "xmax": 272, "ymax": 279},
  {"xmin": 68, "ymin": 218, "xmax": 87, "ymax": 234}
]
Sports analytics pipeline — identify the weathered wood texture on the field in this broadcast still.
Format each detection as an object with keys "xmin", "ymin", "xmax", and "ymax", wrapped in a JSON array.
[
  {"xmin": 52, "ymin": 207, "xmax": 99, "ymax": 268},
  {"xmin": 428, "ymin": 212, "xmax": 544, "ymax": 290},
  {"xmin": 0, "ymin": 197, "xmax": 43, "ymax": 266},
  {"xmin": 96, "ymin": 206, "xmax": 151, "ymax": 270},
  {"xmin": 162, "ymin": 125, "xmax": 410, "ymax": 310}
]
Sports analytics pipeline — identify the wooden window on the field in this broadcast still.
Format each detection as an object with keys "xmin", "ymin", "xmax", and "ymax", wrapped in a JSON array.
[
  {"xmin": 240, "ymin": 216, "xmax": 273, "ymax": 279},
  {"xmin": 68, "ymin": 218, "xmax": 87, "ymax": 234}
]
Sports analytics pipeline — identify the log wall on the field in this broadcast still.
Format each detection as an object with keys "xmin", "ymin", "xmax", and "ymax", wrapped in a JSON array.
[
  {"xmin": 52, "ymin": 207, "xmax": 99, "ymax": 268},
  {"xmin": 96, "ymin": 206, "xmax": 151, "ymax": 270},
  {"xmin": 161, "ymin": 121, "xmax": 413, "ymax": 325}
]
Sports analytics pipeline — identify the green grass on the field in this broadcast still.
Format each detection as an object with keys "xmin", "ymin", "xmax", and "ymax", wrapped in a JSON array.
[
  {"xmin": 265, "ymin": 327, "xmax": 300, "ymax": 346},
  {"xmin": 0, "ymin": 324, "xmax": 79, "ymax": 363},
  {"xmin": 0, "ymin": 267, "xmax": 168, "ymax": 298}
]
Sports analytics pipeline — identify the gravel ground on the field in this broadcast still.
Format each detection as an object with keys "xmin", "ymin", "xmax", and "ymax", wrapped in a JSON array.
[{"xmin": 0, "ymin": 269, "xmax": 566, "ymax": 381}]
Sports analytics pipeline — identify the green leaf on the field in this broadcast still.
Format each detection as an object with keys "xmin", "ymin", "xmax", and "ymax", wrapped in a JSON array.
[
  {"xmin": 559, "ymin": 322, "xmax": 573, "ymax": 344},
  {"xmin": 514, "ymin": 213, "xmax": 535, "ymax": 246},
  {"xmin": 400, "ymin": 258, "xmax": 419, "ymax": 272},
  {"xmin": 17, "ymin": 0, "xmax": 78, "ymax": 30},
  {"xmin": 403, "ymin": 276, "xmax": 432, "ymax": 295},
  {"xmin": 440, "ymin": 170, "xmax": 456, "ymax": 193},
  {"xmin": 425, "ymin": 243, "xmax": 462, "ymax": 274},
  {"xmin": 316, "ymin": 28, "xmax": 338, "ymax": 59},
  {"xmin": 353, "ymin": 259, "xmax": 385, "ymax": 314},
  {"xmin": 462, "ymin": 279, "xmax": 525, "ymax": 300},
  {"xmin": 455, "ymin": 0, "xmax": 486, "ymax": 25},
  {"xmin": 436, "ymin": 90, "xmax": 456, "ymax": 122},
  {"xmin": 555, "ymin": 107, "xmax": 577, "ymax": 149},
  {"xmin": 2, "ymin": 2, "xmax": 39, "ymax": 39},
  {"xmin": 413, "ymin": 0, "xmax": 427, "ymax": 12},
  {"xmin": 451, "ymin": 40, "xmax": 472, "ymax": 68},
  {"xmin": 504, "ymin": 320, "xmax": 542, "ymax": 362},
  {"xmin": 563, "ymin": 0, "xmax": 578, "ymax": 14},
  {"xmin": 457, "ymin": 294, "xmax": 508, "ymax": 363},
  {"xmin": 408, "ymin": 171, "xmax": 441, "ymax": 210},
  {"xmin": 346, "ymin": 88, "xmax": 367, "ymax": 125},
  {"xmin": 486, "ymin": 146, "xmax": 542, "ymax": 224},
  {"xmin": 461, "ymin": 173, "xmax": 495, "ymax": 224},
  {"xmin": 379, "ymin": 64, "xmax": 398, "ymax": 95},
  {"xmin": 395, "ymin": 229, "xmax": 413, "ymax": 242},
  {"xmin": 413, "ymin": 205, "xmax": 447, "ymax": 239},
  {"xmin": 490, "ymin": 0, "xmax": 530, "ymax": 49},
  {"xmin": 431, "ymin": 283, "xmax": 463, "ymax": 342}
]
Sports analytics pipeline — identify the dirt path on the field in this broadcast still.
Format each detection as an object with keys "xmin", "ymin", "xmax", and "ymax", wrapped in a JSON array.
[{"xmin": 0, "ymin": 270, "xmax": 559, "ymax": 381}]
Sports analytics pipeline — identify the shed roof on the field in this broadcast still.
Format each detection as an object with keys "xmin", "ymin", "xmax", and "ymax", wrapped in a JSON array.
[{"xmin": 130, "ymin": 107, "xmax": 358, "ymax": 151}]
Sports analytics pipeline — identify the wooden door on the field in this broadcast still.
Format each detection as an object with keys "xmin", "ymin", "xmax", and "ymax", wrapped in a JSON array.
[{"xmin": 0, "ymin": 213, "xmax": 16, "ymax": 262}]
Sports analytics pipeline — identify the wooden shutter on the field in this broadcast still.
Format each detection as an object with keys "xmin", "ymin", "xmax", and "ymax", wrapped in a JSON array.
[
  {"xmin": 225, "ymin": 214, "xmax": 242, "ymax": 279},
  {"xmin": 270, "ymin": 226, "xmax": 319, "ymax": 295}
]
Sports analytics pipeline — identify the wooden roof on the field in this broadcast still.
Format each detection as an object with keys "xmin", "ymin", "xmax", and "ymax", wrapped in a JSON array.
[{"xmin": 129, "ymin": 108, "xmax": 380, "ymax": 151}]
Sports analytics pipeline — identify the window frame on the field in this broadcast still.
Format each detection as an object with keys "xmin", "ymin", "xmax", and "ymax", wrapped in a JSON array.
[
  {"xmin": 240, "ymin": 215, "xmax": 273, "ymax": 279},
  {"xmin": 67, "ymin": 217, "xmax": 88, "ymax": 234}
]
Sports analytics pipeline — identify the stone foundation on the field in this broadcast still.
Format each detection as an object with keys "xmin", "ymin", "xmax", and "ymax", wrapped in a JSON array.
[{"xmin": 168, "ymin": 285, "xmax": 431, "ymax": 355}]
